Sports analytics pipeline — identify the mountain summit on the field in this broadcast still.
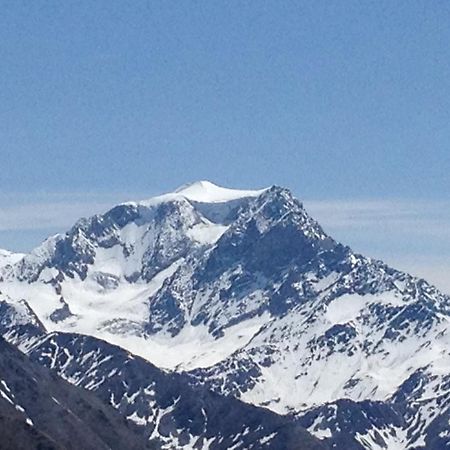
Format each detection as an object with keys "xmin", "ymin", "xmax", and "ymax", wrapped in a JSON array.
[
  {"xmin": 173, "ymin": 180, "xmax": 268, "ymax": 203},
  {"xmin": 0, "ymin": 182, "xmax": 449, "ymax": 449}
]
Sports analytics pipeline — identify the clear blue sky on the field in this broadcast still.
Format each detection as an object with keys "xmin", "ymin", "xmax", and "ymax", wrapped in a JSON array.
[{"xmin": 1, "ymin": 1, "xmax": 450, "ymax": 291}]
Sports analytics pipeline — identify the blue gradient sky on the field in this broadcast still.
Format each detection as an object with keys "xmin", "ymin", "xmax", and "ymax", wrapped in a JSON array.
[{"xmin": 1, "ymin": 2, "xmax": 450, "ymax": 291}]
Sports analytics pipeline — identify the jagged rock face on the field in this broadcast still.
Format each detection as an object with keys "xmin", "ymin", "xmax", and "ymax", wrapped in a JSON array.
[
  {"xmin": 146, "ymin": 187, "xmax": 349, "ymax": 339},
  {"xmin": 197, "ymin": 187, "xmax": 334, "ymax": 278},
  {"xmin": 0, "ymin": 181, "xmax": 449, "ymax": 449},
  {"xmin": 7, "ymin": 199, "xmax": 204, "ymax": 283}
]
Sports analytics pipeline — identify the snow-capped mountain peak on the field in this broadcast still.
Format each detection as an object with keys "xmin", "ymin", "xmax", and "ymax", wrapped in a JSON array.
[
  {"xmin": 174, "ymin": 180, "xmax": 268, "ymax": 203},
  {"xmin": 121, "ymin": 180, "xmax": 269, "ymax": 210},
  {"xmin": 1, "ymin": 182, "xmax": 450, "ymax": 449}
]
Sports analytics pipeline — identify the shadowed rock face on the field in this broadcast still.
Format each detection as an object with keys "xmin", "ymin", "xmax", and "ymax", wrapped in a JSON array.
[{"xmin": 0, "ymin": 337, "xmax": 158, "ymax": 450}]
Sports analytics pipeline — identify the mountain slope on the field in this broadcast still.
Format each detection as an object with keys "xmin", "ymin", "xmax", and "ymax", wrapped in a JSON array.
[
  {"xmin": 27, "ymin": 331, "xmax": 327, "ymax": 450},
  {"xmin": 0, "ymin": 336, "xmax": 157, "ymax": 450}
]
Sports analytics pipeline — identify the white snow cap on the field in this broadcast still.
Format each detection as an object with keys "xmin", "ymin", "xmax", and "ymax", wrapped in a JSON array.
[
  {"xmin": 174, "ymin": 180, "xmax": 267, "ymax": 203},
  {"xmin": 123, "ymin": 180, "xmax": 268, "ymax": 209}
]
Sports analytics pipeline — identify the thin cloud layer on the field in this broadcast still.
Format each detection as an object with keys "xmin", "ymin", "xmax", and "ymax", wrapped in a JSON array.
[
  {"xmin": 305, "ymin": 199, "xmax": 450, "ymax": 237},
  {"xmin": 0, "ymin": 192, "xmax": 148, "ymax": 232},
  {"xmin": 305, "ymin": 199, "xmax": 450, "ymax": 294}
]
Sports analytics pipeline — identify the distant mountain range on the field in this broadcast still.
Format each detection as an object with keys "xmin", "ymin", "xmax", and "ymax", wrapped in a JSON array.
[{"xmin": 0, "ymin": 181, "xmax": 449, "ymax": 449}]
